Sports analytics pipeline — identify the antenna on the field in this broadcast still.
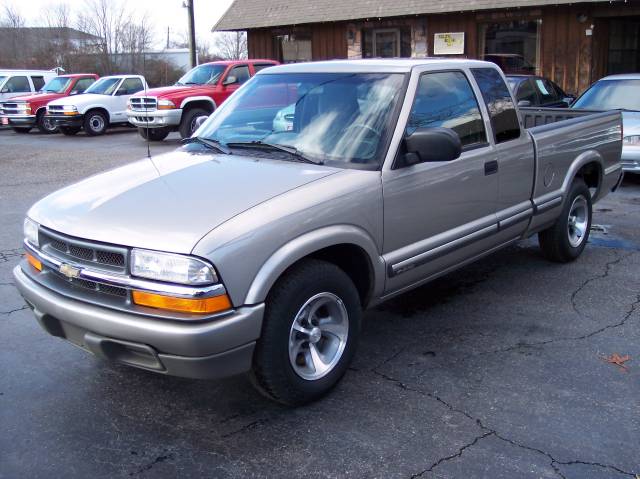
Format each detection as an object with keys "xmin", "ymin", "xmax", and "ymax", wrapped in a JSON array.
[{"xmin": 142, "ymin": 49, "xmax": 151, "ymax": 160}]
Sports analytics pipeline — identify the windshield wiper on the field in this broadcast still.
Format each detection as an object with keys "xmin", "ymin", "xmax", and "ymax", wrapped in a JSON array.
[
  {"xmin": 227, "ymin": 141, "xmax": 323, "ymax": 165},
  {"xmin": 182, "ymin": 136, "xmax": 231, "ymax": 154}
]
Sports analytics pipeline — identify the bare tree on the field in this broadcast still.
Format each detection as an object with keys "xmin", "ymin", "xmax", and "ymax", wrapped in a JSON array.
[
  {"xmin": 0, "ymin": 3, "xmax": 26, "ymax": 67},
  {"xmin": 214, "ymin": 31, "xmax": 247, "ymax": 60},
  {"xmin": 41, "ymin": 2, "xmax": 72, "ymax": 30},
  {"xmin": 0, "ymin": 3, "xmax": 25, "ymax": 28}
]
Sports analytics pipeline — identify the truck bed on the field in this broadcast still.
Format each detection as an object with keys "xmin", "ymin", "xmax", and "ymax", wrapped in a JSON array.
[{"xmin": 518, "ymin": 107, "xmax": 602, "ymax": 129}]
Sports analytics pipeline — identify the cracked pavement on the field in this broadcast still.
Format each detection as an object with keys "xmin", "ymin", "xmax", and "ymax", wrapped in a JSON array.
[{"xmin": 1, "ymin": 130, "xmax": 639, "ymax": 478}]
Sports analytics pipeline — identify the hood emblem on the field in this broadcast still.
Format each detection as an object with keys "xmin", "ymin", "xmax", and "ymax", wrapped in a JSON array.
[{"xmin": 59, "ymin": 263, "xmax": 81, "ymax": 279}]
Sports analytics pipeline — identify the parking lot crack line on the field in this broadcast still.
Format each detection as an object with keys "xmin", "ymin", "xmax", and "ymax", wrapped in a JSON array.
[
  {"xmin": 128, "ymin": 452, "xmax": 175, "ymax": 477},
  {"xmin": 409, "ymin": 431, "xmax": 495, "ymax": 478},
  {"xmin": 0, "ymin": 304, "xmax": 28, "ymax": 315}
]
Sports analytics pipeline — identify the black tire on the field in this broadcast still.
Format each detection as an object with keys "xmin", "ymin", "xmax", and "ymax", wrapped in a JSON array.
[
  {"xmin": 59, "ymin": 126, "xmax": 81, "ymax": 136},
  {"xmin": 83, "ymin": 110, "xmax": 108, "ymax": 136},
  {"xmin": 179, "ymin": 107, "xmax": 208, "ymax": 139},
  {"xmin": 36, "ymin": 110, "xmax": 57, "ymax": 134},
  {"xmin": 12, "ymin": 127, "xmax": 31, "ymax": 134},
  {"xmin": 250, "ymin": 259, "xmax": 362, "ymax": 406},
  {"xmin": 538, "ymin": 179, "xmax": 592, "ymax": 262},
  {"xmin": 138, "ymin": 126, "xmax": 170, "ymax": 141}
]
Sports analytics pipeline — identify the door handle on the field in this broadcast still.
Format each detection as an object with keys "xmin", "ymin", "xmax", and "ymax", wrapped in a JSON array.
[{"xmin": 484, "ymin": 160, "xmax": 499, "ymax": 176}]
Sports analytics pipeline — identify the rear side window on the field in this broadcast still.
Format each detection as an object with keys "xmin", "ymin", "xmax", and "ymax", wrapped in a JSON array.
[
  {"xmin": 3, "ymin": 76, "xmax": 30, "ymax": 93},
  {"xmin": 253, "ymin": 63, "xmax": 275, "ymax": 73},
  {"xmin": 471, "ymin": 68, "xmax": 521, "ymax": 143},
  {"xmin": 534, "ymin": 78, "xmax": 560, "ymax": 104},
  {"xmin": 31, "ymin": 76, "xmax": 45, "ymax": 90},
  {"xmin": 229, "ymin": 65, "xmax": 250, "ymax": 85},
  {"xmin": 73, "ymin": 77, "xmax": 96, "ymax": 93},
  {"xmin": 407, "ymin": 71, "xmax": 487, "ymax": 148}
]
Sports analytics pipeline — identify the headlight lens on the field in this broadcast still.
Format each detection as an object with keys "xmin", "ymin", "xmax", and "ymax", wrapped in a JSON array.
[
  {"xmin": 23, "ymin": 217, "xmax": 39, "ymax": 247},
  {"xmin": 157, "ymin": 99, "xmax": 176, "ymax": 110},
  {"xmin": 131, "ymin": 249, "xmax": 217, "ymax": 285},
  {"xmin": 623, "ymin": 135, "xmax": 640, "ymax": 145}
]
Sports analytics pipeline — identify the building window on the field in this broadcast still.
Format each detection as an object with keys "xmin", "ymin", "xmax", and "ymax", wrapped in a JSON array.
[
  {"xmin": 478, "ymin": 20, "xmax": 541, "ymax": 75},
  {"xmin": 363, "ymin": 27, "xmax": 411, "ymax": 58},
  {"xmin": 607, "ymin": 19, "xmax": 640, "ymax": 75},
  {"xmin": 274, "ymin": 31, "xmax": 312, "ymax": 63}
]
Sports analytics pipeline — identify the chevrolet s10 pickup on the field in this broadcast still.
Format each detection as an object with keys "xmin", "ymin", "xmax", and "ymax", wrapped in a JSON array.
[{"xmin": 14, "ymin": 60, "xmax": 623, "ymax": 405}]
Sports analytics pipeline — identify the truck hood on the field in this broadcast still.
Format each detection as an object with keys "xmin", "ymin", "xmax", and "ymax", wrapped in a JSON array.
[
  {"xmin": 28, "ymin": 149, "xmax": 338, "ymax": 254},
  {"xmin": 133, "ymin": 84, "xmax": 214, "ymax": 99},
  {"xmin": 47, "ymin": 93, "xmax": 110, "ymax": 108},
  {"xmin": 2, "ymin": 92, "xmax": 63, "ymax": 103}
]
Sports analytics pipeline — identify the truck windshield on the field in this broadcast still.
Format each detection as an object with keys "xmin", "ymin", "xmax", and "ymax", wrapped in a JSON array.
[
  {"xmin": 84, "ymin": 77, "xmax": 121, "ymax": 95},
  {"xmin": 572, "ymin": 79, "xmax": 640, "ymax": 111},
  {"xmin": 197, "ymin": 72, "xmax": 406, "ymax": 168},
  {"xmin": 42, "ymin": 77, "xmax": 72, "ymax": 93},
  {"xmin": 177, "ymin": 64, "xmax": 226, "ymax": 85}
]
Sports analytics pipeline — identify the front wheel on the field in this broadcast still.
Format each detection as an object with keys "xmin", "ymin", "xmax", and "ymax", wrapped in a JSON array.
[
  {"xmin": 250, "ymin": 259, "xmax": 361, "ymax": 406},
  {"xmin": 179, "ymin": 108, "xmax": 209, "ymax": 139},
  {"xmin": 36, "ymin": 111, "xmax": 57, "ymax": 134},
  {"xmin": 83, "ymin": 110, "xmax": 108, "ymax": 136},
  {"xmin": 538, "ymin": 179, "xmax": 592, "ymax": 262}
]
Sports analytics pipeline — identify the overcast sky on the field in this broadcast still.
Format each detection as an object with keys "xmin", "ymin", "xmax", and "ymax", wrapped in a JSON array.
[{"xmin": 2, "ymin": 0, "xmax": 235, "ymax": 48}]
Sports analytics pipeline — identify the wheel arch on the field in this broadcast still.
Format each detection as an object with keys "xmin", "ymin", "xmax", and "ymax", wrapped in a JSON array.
[
  {"xmin": 561, "ymin": 150, "xmax": 604, "ymax": 201},
  {"xmin": 84, "ymin": 106, "xmax": 111, "ymax": 124},
  {"xmin": 244, "ymin": 226, "xmax": 385, "ymax": 308},
  {"xmin": 180, "ymin": 97, "xmax": 216, "ymax": 112}
]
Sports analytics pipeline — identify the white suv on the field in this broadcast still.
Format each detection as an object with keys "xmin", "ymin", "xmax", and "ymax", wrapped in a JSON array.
[
  {"xmin": 46, "ymin": 75, "xmax": 147, "ymax": 136},
  {"xmin": 0, "ymin": 70, "xmax": 58, "ymax": 101}
]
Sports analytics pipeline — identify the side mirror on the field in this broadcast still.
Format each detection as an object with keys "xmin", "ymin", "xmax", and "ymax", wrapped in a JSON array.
[
  {"xmin": 223, "ymin": 75, "xmax": 237, "ymax": 86},
  {"xmin": 562, "ymin": 97, "xmax": 574, "ymax": 106},
  {"xmin": 403, "ymin": 127, "xmax": 461, "ymax": 166},
  {"xmin": 194, "ymin": 115, "xmax": 209, "ymax": 130},
  {"xmin": 1, "ymin": 87, "xmax": 9, "ymax": 93},
  {"xmin": 517, "ymin": 100, "xmax": 531, "ymax": 107}
]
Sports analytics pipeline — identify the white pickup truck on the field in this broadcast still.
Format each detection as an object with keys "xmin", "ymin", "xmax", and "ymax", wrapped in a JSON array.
[{"xmin": 46, "ymin": 75, "xmax": 147, "ymax": 136}]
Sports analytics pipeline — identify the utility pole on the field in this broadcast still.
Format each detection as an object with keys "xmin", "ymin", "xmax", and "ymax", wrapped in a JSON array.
[{"xmin": 185, "ymin": 0, "xmax": 197, "ymax": 67}]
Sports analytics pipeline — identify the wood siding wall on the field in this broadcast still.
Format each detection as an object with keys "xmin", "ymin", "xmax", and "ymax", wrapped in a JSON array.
[{"xmin": 311, "ymin": 23, "xmax": 347, "ymax": 60}]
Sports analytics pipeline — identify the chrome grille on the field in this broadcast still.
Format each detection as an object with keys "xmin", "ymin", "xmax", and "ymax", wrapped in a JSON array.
[
  {"xmin": 47, "ymin": 105, "xmax": 63, "ymax": 113},
  {"xmin": 130, "ymin": 97, "xmax": 157, "ymax": 111},
  {"xmin": 0, "ymin": 102, "xmax": 24, "ymax": 115},
  {"xmin": 39, "ymin": 228, "xmax": 128, "ymax": 273}
]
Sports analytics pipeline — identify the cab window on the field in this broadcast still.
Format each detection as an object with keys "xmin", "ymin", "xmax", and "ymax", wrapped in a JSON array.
[
  {"xmin": 73, "ymin": 77, "xmax": 96, "ymax": 94},
  {"xmin": 2, "ymin": 76, "xmax": 30, "ymax": 93},
  {"xmin": 118, "ymin": 78, "xmax": 144, "ymax": 95},
  {"xmin": 228, "ymin": 65, "xmax": 250, "ymax": 85},
  {"xmin": 471, "ymin": 68, "xmax": 521, "ymax": 143},
  {"xmin": 253, "ymin": 63, "xmax": 276, "ymax": 73},
  {"xmin": 31, "ymin": 76, "xmax": 45, "ymax": 90},
  {"xmin": 407, "ymin": 71, "xmax": 487, "ymax": 149}
]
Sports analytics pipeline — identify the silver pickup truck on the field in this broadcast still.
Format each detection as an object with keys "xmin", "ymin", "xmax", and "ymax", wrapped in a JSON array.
[{"xmin": 14, "ymin": 60, "xmax": 623, "ymax": 405}]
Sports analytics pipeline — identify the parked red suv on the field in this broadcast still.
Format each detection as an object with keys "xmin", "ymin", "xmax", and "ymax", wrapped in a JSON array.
[
  {"xmin": 0, "ymin": 74, "xmax": 99, "ymax": 133},
  {"xmin": 127, "ymin": 60, "xmax": 278, "ymax": 141}
]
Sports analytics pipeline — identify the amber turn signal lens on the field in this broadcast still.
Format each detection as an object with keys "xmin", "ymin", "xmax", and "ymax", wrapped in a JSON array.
[
  {"xmin": 132, "ymin": 290, "xmax": 232, "ymax": 314},
  {"xmin": 63, "ymin": 111, "xmax": 78, "ymax": 116},
  {"xmin": 26, "ymin": 253, "xmax": 42, "ymax": 271}
]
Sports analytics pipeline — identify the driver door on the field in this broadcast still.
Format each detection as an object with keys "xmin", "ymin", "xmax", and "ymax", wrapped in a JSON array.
[
  {"xmin": 382, "ymin": 69, "xmax": 500, "ymax": 294},
  {"xmin": 112, "ymin": 77, "xmax": 144, "ymax": 122}
]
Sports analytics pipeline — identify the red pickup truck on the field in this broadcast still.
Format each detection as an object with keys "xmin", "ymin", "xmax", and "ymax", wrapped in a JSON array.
[
  {"xmin": 0, "ymin": 74, "xmax": 98, "ymax": 133},
  {"xmin": 127, "ymin": 60, "xmax": 278, "ymax": 141}
]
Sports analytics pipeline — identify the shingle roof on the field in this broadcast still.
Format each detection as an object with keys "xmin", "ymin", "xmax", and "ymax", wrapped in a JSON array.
[{"xmin": 214, "ymin": 0, "xmax": 607, "ymax": 31}]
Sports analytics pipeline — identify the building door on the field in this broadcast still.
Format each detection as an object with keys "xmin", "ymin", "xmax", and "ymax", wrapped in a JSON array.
[{"xmin": 607, "ymin": 18, "xmax": 640, "ymax": 75}]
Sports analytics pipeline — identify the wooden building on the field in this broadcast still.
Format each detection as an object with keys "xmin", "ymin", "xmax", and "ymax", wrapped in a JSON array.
[{"xmin": 214, "ymin": 0, "xmax": 640, "ymax": 95}]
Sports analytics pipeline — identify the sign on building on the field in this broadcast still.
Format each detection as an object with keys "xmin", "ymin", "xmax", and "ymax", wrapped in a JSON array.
[{"xmin": 433, "ymin": 32, "xmax": 465, "ymax": 55}]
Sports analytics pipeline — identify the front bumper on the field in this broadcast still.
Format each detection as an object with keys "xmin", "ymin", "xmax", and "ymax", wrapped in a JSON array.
[
  {"xmin": 621, "ymin": 145, "xmax": 640, "ymax": 173},
  {"xmin": 13, "ymin": 264, "xmax": 264, "ymax": 379},
  {"xmin": 127, "ymin": 108, "xmax": 182, "ymax": 128},
  {"xmin": 46, "ymin": 113, "xmax": 84, "ymax": 128},
  {"xmin": 1, "ymin": 114, "xmax": 36, "ymax": 127}
]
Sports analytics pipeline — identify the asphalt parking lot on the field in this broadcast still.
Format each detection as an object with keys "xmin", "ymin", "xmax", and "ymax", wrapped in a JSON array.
[{"xmin": 1, "ymin": 128, "xmax": 639, "ymax": 479}]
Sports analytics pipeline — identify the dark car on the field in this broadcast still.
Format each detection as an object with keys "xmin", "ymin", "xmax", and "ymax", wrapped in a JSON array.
[{"xmin": 507, "ymin": 75, "xmax": 576, "ymax": 108}]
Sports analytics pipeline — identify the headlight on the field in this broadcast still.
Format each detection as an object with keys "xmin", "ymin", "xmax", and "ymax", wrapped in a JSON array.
[
  {"xmin": 16, "ymin": 102, "xmax": 31, "ymax": 113},
  {"xmin": 23, "ymin": 217, "xmax": 39, "ymax": 247},
  {"xmin": 131, "ymin": 249, "xmax": 217, "ymax": 285},
  {"xmin": 157, "ymin": 99, "xmax": 176, "ymax": 110},
  {"xmin": 623, "ymin": 135, "xmax": 640, "ymax": 145}
]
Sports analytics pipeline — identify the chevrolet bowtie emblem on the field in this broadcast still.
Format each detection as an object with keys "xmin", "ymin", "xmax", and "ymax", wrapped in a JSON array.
[{"xmin": 59, "ymin": 263, "xmax": 80, "ymax": 279}]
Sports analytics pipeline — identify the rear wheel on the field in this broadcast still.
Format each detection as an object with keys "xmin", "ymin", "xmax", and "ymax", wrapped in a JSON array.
[
  {"xmin": 538, "ymin": 179, "xmax": 592, "ymax": 262},
  {"xmin": 179, "ymin": 107, "xmax": 208, "ymax": 139},
  {"xmin": 12, "ymin": 127, "xmax": 31, "ymax": 134},
  {"xmin": 250, "ymin": 259, "xmax": 361, "ymax": 406},
  {"xmin": 83, "ymin": 110, "xmax": 108, "ymax": 136},
  {"xmin": 138, "ymin": 126, "xmax": 170, "ymax": 141},
  {"xmin": 60, "ymin": 126, "xmax": 81, "ymax": 136},
  {"xmin": 36, "ymin": 110, "xmax": 57, "ymax": 134}
]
